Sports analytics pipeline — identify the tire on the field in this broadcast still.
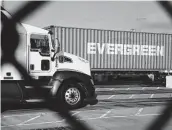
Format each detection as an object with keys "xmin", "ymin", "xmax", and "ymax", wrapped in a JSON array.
[{"xmin": 58, "ymin": 80, "xmax": 84, "ymax": 109}]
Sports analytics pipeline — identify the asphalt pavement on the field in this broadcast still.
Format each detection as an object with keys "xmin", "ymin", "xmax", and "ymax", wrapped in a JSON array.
[{"xmin": 1, "ymin": 85, "xmax": 172, "ymax": 130}]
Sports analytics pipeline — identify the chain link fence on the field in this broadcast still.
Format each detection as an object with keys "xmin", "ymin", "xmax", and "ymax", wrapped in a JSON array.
[{"xmin": 1, "ymin": 1, "xmax": 172, "ymax": 130}]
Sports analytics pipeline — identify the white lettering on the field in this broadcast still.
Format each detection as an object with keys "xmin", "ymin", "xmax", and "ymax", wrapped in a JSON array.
[
  {"xmin": 115, "ymin": 44, "xmax": 123, "ymax": 55},
  {"xmin": 157, "ymin": 46, "xmax": 164, "ymax": 56},
  {"xmin": 87, "ymin": 43, "xmax": 96, "ymax": 54},
  {"xmin": 124, "ymin": 45, "xmax": 132, "ymax": 55},
  {"xmin": 141, "ymin": 45, "xmax": 149, "ymax": 55},
  {"xmin": 149, "ymin": 46, "xmax": 157, "ymax": 56},
  {"xmin": 106, "ymin": 44, "xmax": 114, "ymax": 54},
  {"xmin": 97, "ymin": 43, "xmax": 105, "ymax": 54},
  {"xmin": 133, "ymin": 45, "xmax": 140, "ymax": 55},
  {"xmin": 87, "ymin": 42, "xmax": 164, "ymax": 56}
]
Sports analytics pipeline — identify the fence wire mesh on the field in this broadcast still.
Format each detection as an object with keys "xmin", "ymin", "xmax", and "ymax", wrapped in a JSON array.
[{"xmin": 1, "ymin": 1, "xmax": 172, "ymax": 130}]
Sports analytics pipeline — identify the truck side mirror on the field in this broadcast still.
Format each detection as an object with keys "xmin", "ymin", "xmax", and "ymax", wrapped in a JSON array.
[
  {"xmin": 51, "ymin": 49, "xmax": 56, "ymax": 61},
  {"xmin": 57, "ymin": 46, "xmax": 60, "ymax": 53},
  {"xmin": 51, "ymin": 57, "xmax": 55, "ymax": 61},
  {"xmin": 48, "ymin": 30, "xmax": 53, "ymax": 35}
]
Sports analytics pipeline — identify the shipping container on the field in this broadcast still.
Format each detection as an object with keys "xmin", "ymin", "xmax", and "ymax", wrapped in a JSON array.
[{"xmin": 44, "ymin": 26, "xmax": 172, "ymax": 83}]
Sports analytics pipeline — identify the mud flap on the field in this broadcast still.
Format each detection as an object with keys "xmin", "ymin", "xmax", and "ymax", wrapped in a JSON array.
[{"xmin": 48, "ymin": 79, "xmax": 62, "ymax": 97}]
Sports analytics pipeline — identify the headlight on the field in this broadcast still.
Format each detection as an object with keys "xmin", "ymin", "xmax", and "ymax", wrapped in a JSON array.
[
  {"xmin": 78, "ymin": 57, "xmax": 89, "ymax": 63},
  {"xmin": 59, "ymin": 56, "xmax": 73, "ymax": 63}
]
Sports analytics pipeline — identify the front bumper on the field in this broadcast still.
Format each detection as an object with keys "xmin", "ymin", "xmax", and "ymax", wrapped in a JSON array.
[
  {"xmin": 82, "ymin": 77, "xmax": 98, "ymax": 105},
  {"xmin": 84, "ymin": 93, "xmax": 98, "ymax": 105}
]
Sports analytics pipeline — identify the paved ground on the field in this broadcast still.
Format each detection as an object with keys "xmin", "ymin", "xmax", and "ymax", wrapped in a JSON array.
[{"xmin": 1, "ymin": 85, "xmax": 172, "ymax": 130}]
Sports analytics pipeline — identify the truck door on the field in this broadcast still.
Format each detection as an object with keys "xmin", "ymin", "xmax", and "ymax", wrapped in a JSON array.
[{"xmin": 29, "ymin": 34, "xmax": 51, "ymax": 74}]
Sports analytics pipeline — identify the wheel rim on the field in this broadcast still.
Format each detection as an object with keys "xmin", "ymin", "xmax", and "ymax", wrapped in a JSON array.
[{"xmin": 65, "ymin": 87, "xmax": 81, "ymax": 105}]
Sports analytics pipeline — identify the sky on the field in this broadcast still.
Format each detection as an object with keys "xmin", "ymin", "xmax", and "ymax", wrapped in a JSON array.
[{"xmin": 2, "ymin": 0, "xmax": 172, "ymax": 33}]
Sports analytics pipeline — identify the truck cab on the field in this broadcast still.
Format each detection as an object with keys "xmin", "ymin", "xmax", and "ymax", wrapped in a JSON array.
[{"xmin": 1, "ymin": 7, "xmax": 98, "ymax": 111}]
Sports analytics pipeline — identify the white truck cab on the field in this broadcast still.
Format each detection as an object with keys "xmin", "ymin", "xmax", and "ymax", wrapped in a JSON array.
[
  {"xmin": 20, "ymin": 23, "xmax": 91, "ymax": 77},
  {"xmin": 1, "ymin": 7, "xmax": 97, "ymax": 111}
]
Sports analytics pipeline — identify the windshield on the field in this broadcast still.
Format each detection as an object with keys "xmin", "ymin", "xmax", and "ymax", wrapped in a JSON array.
[{"xmin": 30, "ymin": 34, "xmax": 50, "ymax": 56}]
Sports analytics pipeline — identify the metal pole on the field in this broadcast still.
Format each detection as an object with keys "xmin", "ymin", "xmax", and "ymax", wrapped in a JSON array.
[
  {"xmin": 136, "ymin": 17, "xmax": 146, "ymax": 32},
  {"xmin": 1, "ymin": 0, "xmax": 5, "ymax": 8}
]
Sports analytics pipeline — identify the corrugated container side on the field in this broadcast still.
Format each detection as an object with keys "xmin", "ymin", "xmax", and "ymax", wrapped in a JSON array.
[{"xmin": 51, "ymin": 26, "xmax": 172, "ymax": 72}]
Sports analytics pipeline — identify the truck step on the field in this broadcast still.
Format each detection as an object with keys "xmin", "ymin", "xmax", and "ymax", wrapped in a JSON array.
[
  {"xmin": 25, "ymin": 86, "xmax": 52, "ymax": 89},
  {"xmin": 25, "ymin": 99, "xmax": 45, "ymax": 103}
]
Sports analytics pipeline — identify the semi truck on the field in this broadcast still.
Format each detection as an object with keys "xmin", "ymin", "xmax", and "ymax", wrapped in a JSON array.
[
  {"xmin": 1, "ymin": 7, "xmax": 98, "ymax": 111},
  {"xmin": 44, "ymin": 25, "xmax": 172, "ymax": 85}
]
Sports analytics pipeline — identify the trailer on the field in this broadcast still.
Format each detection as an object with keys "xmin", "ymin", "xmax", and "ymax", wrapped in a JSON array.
[
  {"xmin": 1, "ymin": 7, "xmax": 97, "ymax": 111},
  {"xmin": 44, "ymin": 25, "xmax": 172, "ymax": 84}
]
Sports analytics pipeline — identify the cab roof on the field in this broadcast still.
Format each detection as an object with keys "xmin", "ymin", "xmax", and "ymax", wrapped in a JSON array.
[{"xmin": 22, "ymin": 23, "xmax": 48, "ymax": 34}]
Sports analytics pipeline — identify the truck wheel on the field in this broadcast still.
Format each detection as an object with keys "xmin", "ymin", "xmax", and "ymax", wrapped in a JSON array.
[{"xmin": 58, "ymin": 81, "xmax": 84, "ymax": 109}]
